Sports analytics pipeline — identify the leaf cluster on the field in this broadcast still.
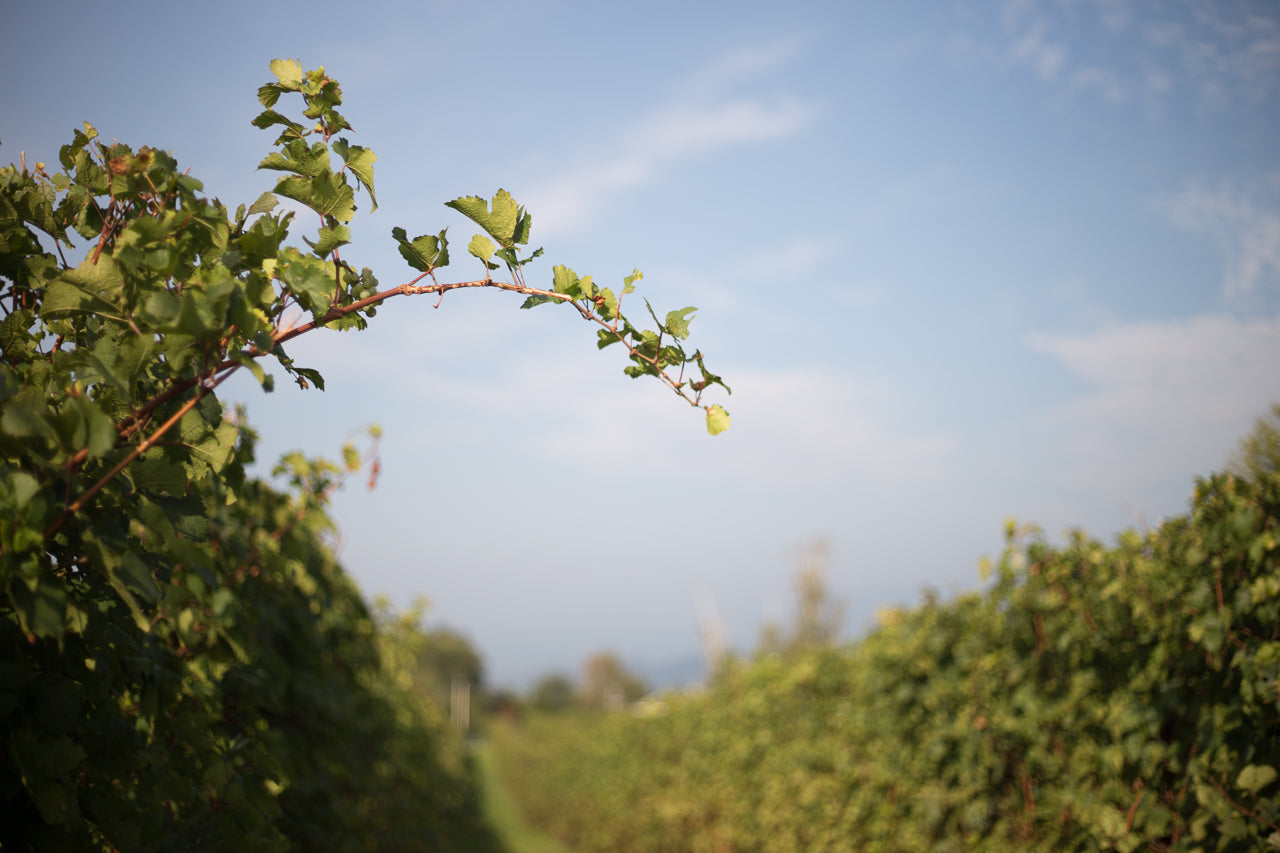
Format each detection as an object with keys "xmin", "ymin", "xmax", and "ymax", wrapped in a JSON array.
[{"xmin": 522, "ymin": 265, "xmax": 732, "ymax": 433}]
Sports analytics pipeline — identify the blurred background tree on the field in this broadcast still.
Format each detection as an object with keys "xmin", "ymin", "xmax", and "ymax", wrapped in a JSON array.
[
  {"xmin": 580, "ymin": 653, "xmax": 649, "ymax": 710},
  {"xmin": 1231, "ymin": 402, "xmax": 1280, "ymax": 481},
  {"xmin": 375, "ymin": 596, "xmax": 485, "ymax": 724},
  {"xmin": 530, "ymin": 673, "xmax": 577, "ymax": 712},
  {"xmin": 757, "ymin": 539, "xmax": 845, "ymax": 656}
]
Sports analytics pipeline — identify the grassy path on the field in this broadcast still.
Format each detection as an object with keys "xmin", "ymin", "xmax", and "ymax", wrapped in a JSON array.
[{"xmin": 474, "ymin": 738, "xmax": 575, "ymax": 853}]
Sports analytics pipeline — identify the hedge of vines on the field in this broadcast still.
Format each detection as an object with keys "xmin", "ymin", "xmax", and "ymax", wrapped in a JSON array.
[
  {"xmin": 0, "ymin": 63, "xmax": 512, "ymax": 851},
  {"xmin": 493, "ymin": 471, "xmax": 1280, "ymax": 852},
  {"xmin": 8, "ymin": 438, "xmax": 505, "ymax": 850}
]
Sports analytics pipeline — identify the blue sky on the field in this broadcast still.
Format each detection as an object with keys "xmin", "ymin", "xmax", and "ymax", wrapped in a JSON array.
[{"xmin": 5, "ymin": 0, "xmax": 1280, "ymax": 688}]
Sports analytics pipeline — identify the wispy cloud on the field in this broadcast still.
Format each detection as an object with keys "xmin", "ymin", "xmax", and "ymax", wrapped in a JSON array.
[
  {"xmin": 540, "ymin": 367, "xmax": 957, "ymax": 488},
  {"xmin": 1005, "ymin": 6, "xmax": 1068, "ymax": 82},
  {"xmin": 997, "ymin": 0, "xmax": 1280, "ymax": 112},
  {"xmin": 525, "ymin": 39, "xmax": 816, "ymax": 239},
  {"xmin": 329, "ymin": 330, "xmax": 954, "ymax": 488},
  {"xmin": 1163, "ymin": 176, "xmax": 1280, "ymax": 298},
  {"xmin": 1028, "ymin": 313, "xmax": 1280, "ymax": 487}
]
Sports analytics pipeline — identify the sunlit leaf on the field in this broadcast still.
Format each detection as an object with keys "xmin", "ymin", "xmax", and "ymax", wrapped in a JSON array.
[
  {"xmin": 332, "ymin": 138, "xmax": 377, "ymax": 211},
  {"xmin": 468, "ymin": 234, "xmax": 497, "ymax": 267},
  {"xmin": 446, "ymin": 189, "xmax": 524, "ymax": 246},
  {"xmin": 705, "ymin": 404, "xmax": 731, "ymax": 435},
  {"xmin": 392, "ymin": 226, "xmax": 448, "ymax": 272},
  {"xmin": 1237, "ymin": 764, "xmax": 1277, "ymax": 794},
  {"xmin": 664, "ymin": 306, "xmax": 697, "ymax": 340},
  {"xmin": 269, "ymin": 57, "xmax": 304, "ymax": 89}
]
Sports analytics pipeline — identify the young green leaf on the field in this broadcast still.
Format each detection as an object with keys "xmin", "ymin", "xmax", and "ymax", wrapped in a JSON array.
[
  {"xmin": 446, "ymin": 189, "xmax": 525, "ymax": 247},
  {"xmin": 664, "ymin": 306, "xmax": 697, "ymax": 340},
  {"xmin": 305, "ymin": 223, "xmax": 351, "ymax": 257},
  {"xmin": 250, "ymin": 109, "xmax": 306, "ymax": 141},
  {"xmin": 274, "ymin": 172, "xmax": 355, "ymax": 222},
  {"xmin": 247, "ymin": 191, "xmax": 279, "ymax": 216},
  {"xmin": 705, "ymin": 404, "xmax": 731, "ymax": 435},
  {"xmin": 1236, "ymin": 764, "xmax": 1277, "ymax": 794},
  {"xmin": 552, "ymin": 265, "xmax": 584, "ymax": 299},
  {"xmin": 468, "ymin": 234, "xmax": 497, "ymax": 269},
  {"xmin": 276, "ymin": 249, "xmax": 336, "ymax": 317},
  {"xmin": 269, "ymin": 58, "xmax": 305, "ymax": 90},
  {"xmin": 41, "ymin": 257, "xmax": 126, "ymax": 322},
  {"xmin": 392, "ymin": 227, "xmax": 449, "ymax": 272},
  {"xmin": 332, "ymin": 138, "xmax": 377, "ymax": 212},
  {"xmin": 622, "ymin": 268, "xmax": 642, "ymax": 295}
]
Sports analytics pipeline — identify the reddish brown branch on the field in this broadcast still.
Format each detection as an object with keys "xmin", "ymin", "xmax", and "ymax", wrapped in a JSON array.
[
  {"xmin": 1205, "ymin": 776, "xmax": 1280, "ymax": 834},
  {"xmin": 1124, "ymin": 781, "xmax": 1145, "ymax": 833},
  {"xmin": 43, "ymin": 369, "xmax": 235, "ymax": 540},
  {"xmin": 46, "ymin": 270, "xmax": 711, "ymax": 542}
]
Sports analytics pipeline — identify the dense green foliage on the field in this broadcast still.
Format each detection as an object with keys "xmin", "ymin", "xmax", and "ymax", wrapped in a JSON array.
[
  {"xmin": 375, "ymin": 596, "xmax": 485, "ymax": 728},
  {"xmin": 0, "ymin": 59, "xmax": 725, "ymax": 849},
  {"xmin": 493, "ymin": 471, "xmax": 1280, "ymax": 852},
  {"xmin": 0, "ymin": 426, "xmax": 499, "ymax": 850}
]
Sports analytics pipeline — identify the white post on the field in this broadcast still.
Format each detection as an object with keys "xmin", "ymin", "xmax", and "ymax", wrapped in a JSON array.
[{"xmin": 450, "ymin": 677, "xmax": 470, "ymax": 731}]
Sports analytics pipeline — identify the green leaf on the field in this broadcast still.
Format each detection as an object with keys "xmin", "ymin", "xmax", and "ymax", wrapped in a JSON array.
[
  {"xmin": 468, "ymin": 234, "xmax": 497, "ymax": 268},
  {"xmin": 1, "ymin": 390, "xmax": 58, "ymax": 444},
  {"xmin": 172, "ymin": 289, "xmax": 220, "ymax": 339},
  {"xmin": 126, "ymin": 452, "xmax": 188, "ymax": 495},
  {"xmin": 42, "ymin": 258, "xmax": 127, "ymax": 322},
  {"xmin": 141, "ymin": 288, "xmax": 180, "ymax": 327},
  {"xmin": 178, "ymin": 403, "xmax": 239, "ymax": 478},
  {"xmin": 276, "ymin": 250, "xmax": 335, "ymax": 317},
  {"xmin": 250, "ymin": 109, "xmax": 305, "ymax": 139},
  {"xmin": 274, "ymin": 173, "xmax": 356, "ymax": 222},
  {"xmin": 10, "ymin": 574, "xmax": 68, "ymax": 640},
  {"xmin": 664, "ymin": 306, "xmax": 697, "ymax": 340},
  {"xmin": 248, "ymin": 191, "xmax": 279, "ymax": 216},
  {"xmin": 305, "ymin": 223, "xmax": 351, "ymax": 257},
  {"xmin": 0, "ymin": 310, "xmax": 37, "ymax": 356},
  {"xmin": 0, "ymin": 469, "xmax": 40, "ymax": 510},
  {"xmin": 694, "ymin": 353, "xmax": 731, "ymax": 395},
  {"xmin": 446, "ymin": 189, "xmax": 527, "ymax": 247},
  {"xmin": 622, "ymin": 268, "xmax": 642, "ymax": 295},
  {"xmin": 116, "ymin": 551, "xmax": 160, "ymax": 604},
  {"xmin": 706, "ymin": 404, "xmax": 731, "ymax": 435},
  {"xmin": 238, "ymin": 354, "xmax": 271, "ymax": 390},
  {"xmin": 521, "ymin": 294, "xmax": 557, "ymax": 309},
  {"xmin": 1237, "ymin": 764, "xmax": 1278, "ymax": 794},
  {"xmin": 237, "ymin": 210, "xmax": 291, "ymax": 260},
  {"xmin": 269, "ymin": 57, "xmax": 304, "ymax": 89},
  {"xmin": 392, "ymin": 227, "xmax": 449, "ymax": 272},
  {"xmin": 552, "ymin": 265, "xmax": 583, "ymax": 298},
  {"xmin": 288, "ymin": 365, "xmax": 325, "ymax": 391},
  {"xmin": 56, "ymin": 396, "xmax": 116, "ymax": 459},
  {"xmin": 260, "ymin": 139, "xmax": 332, "ymax": 177},
  {"xmin": 598, "ymin": 287, "xmax": 619, "ymax": 321},
  {"xmin": 332, "ymin": 138, "xmax": 377, "ymax": 212}
]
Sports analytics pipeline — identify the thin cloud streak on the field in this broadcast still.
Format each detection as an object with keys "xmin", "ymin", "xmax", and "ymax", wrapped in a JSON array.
[
  {"xmin": 331, "ymin": 343, "xmax": 956, "ymax": 489},
  {"xmin": 526, "ymin": 41, "xmax": 816, "ymax": 239},
  {"xmin": 1163, "ymin": 177, "xmax": 1280, "ymax": 298},
  {"xmin": 541, "ymin": 367, "xmax": 957, "ymax": 488},
  {"xmin": 998, "ymin": 0, "xmax": 1280, "ymax": 111},
  {"xmin": 1027, "ymin": 313, "xmax": 1280, "ymax": 487}
]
